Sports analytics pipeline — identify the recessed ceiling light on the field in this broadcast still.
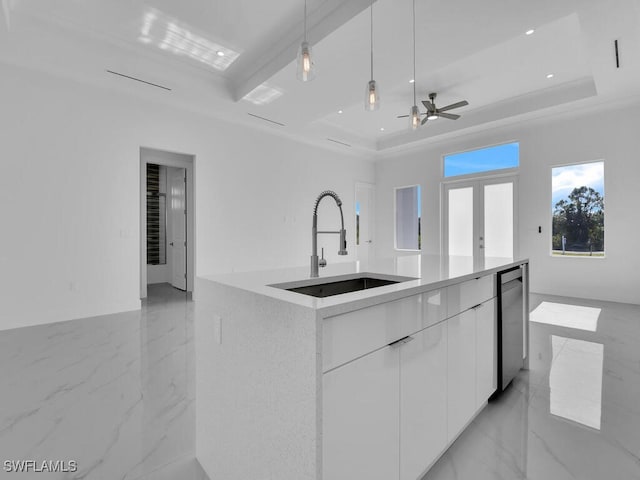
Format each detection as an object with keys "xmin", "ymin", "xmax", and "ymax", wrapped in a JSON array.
[
  {"xmin": 216, "ymin": 50, "xmax": 225, "ymax": 57},
  {"xmin": 338, "ymin": 109, "xmax": 343, "ymax": 114},
  {"xmin": 526, "ymin": 29, "xmax": 535, "ymax": 35},
  {"xmin": 380, "ymin": 127, "xmax": 385, "ymax": 131},
  {"xmin": 546, "ymin": 73, "xmax": 554, "ymax": 79},
  {"xmin": 409, "ymin": 79, "xmax": 415, "ymax": 84}
]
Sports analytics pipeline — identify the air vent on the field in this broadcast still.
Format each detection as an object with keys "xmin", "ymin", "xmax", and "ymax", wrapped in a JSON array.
[
  {"xmin": 327, "ymin": 138, "xmax": 352, "ymax": 148},
  {"xmin": 247, "ymin": 113, "xmax": 285, "ymax": 126},
  {"xmin": 106, "ymin": 70, "xmax": 172, "ymax": 91}
]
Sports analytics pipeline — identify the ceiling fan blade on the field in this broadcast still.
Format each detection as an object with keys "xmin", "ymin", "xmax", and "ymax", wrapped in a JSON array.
[
  {"xmin": 438, "ymin": 112, "xmax": 461, "ymax": 120},
  {"xmin": 422, "ymin": 100, "xmax": 435, "ymax": 112},
  {"xmin": 438, "ymin": 100, "xmax": 468, "ymax": 112},
  {"xmin": 398, "ymin": 112, "xmax": 427, "ymax": 118},
  {"xmin": 421, "ymin": 116, "xmax": 429, "ymax": 125}
]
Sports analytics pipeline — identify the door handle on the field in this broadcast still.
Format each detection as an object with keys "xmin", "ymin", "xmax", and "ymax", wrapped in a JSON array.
[{"xmin": 169, "ymin": 242, "xmax": 174, "ymax": 246}]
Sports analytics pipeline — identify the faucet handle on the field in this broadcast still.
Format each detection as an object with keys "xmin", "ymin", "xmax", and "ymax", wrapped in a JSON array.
[{"xmin": 319, "ymin": 247, "xmax": 327, "ymax": 268}]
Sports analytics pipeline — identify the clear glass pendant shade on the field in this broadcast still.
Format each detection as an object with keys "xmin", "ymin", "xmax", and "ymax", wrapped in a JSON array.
[
  {"xmin": 296, "ymin": 41, "xmax": 316, "ymax": 82},
  {"xmin": 365, "ymin": 80, "xmax": 380, "ymax": 111},
  {"xmin": 410, "ymin": 105, "xmax": 420, "ymax": 130}
]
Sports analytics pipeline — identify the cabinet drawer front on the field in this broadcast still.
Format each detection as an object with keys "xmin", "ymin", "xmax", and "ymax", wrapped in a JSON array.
[
  {"xmin": 422, "ymin": 289, "xmax": 447, "ymax": 329},
  {"xmin": 323, "ymin": 295, "xmax": 421, "ymax": 372},
  {"xmin": 447, "ymin": 274, "xmax": 495, "ymax": 317}
]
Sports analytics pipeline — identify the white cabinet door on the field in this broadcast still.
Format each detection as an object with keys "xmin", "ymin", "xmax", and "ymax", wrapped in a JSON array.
[
  {"xmin": 447, "ymin": 309, "xmax": 476, "ymax": 442},
  {"xmin": 323, "ymin": 346, "xmax": 400, "ymax": 480},
  {"xmin": 475, "ymin": 298, "xmax": 497, "ymax": 407},
  {"xmin": 400, "ymin": 322, "xmax": 448, "ymax": 480}
]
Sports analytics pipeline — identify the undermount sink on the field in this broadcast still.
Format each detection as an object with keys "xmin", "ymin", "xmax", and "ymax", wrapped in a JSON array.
[{"xmin": 270, "ymin": 274, "xmax": 417, "ymax": 298}]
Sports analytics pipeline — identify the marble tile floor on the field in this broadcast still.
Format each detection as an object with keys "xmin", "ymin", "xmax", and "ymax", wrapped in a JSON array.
[
  {"xmin": 0, "ymin": 283, "xmax": 205, "ymax": 479},
  {"xmin": 423, "ymin": 293, "xmax": 640, "ymax": 480},
  {"xmin": 1, "ymin": 289, "xmax": 639, "ymax": 479}
]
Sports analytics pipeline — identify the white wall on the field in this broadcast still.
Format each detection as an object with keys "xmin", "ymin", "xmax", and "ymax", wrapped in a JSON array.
[
  {"xmin": 376, "ymin": 103, "xmax": 640, "ymax": 305},
  {"xmin": 0, "ymin": 63, "xmax": 374, "ymax": 330}
]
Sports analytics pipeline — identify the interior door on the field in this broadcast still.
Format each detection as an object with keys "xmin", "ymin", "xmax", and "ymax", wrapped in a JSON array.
[
  {"xmin": 170, "ymin": 168, "xmax": 187, "ymax": 290},
  {"xmin": 355, "ymin": 183, "xmax": 375, "ymax": 265},
  {"xmin": 443, "ymin": 176, "xmax": 516, "ymax": 260}
]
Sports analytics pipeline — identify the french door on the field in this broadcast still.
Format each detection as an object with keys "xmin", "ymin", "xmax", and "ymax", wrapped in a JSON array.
[{"xmin": 443, "ymin": 176, "xmax": 517, "ymax": 260}]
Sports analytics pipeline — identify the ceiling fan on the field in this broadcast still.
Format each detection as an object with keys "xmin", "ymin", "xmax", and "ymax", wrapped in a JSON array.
[{"xmin": 398, "ymin": 92, "xmax": 468, "ymax": 125}]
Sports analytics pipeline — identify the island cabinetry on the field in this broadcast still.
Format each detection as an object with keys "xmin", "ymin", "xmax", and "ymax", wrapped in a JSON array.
[
  {"xmin": 446, "ymin": 275, "xmax": 497, "ymax": 442},
  {"xmin": 322, "ymin": 289, "xmax": 448, "ymax": 480},
  {"xmin": 323, "ymin": 276, "xmax": 497, "ymax": 480},
  {"xmin": 322, "ymin": 345, "xmax": 400, "ymax": 480},
  {"xmin": 476, "ymin": 297, "xmax": 497, "ymax": 407},
  {"xmin": 446, "ymin": 308, "xmax": 477, "ymax": 442},
  {"xmin": 399, "ymin": 321, "xmax": 448, "ymax": 480},
  {"xmin": 195, "ymin": 259, "xmax": 527, "ymax": 480},
  {"xmin": 322, "ymin": 289, "xmax": 446, "ymax": 373}
]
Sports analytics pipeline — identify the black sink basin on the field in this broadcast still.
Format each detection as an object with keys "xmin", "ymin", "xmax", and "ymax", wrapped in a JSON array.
[{"xmin": 285, "ymin": 277, "xmax": 400, "ymax": 298}]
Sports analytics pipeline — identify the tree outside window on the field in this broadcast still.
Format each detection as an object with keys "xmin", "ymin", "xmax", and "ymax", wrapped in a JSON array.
[{"xmin": 551, "ymin": 162, "xmax": 604, "ymax": 257}]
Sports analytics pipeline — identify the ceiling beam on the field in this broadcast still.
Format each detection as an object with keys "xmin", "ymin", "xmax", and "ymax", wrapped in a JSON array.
[{"xmin": 228, "ymin": 0, "xmax": 373, "ymax": 102}]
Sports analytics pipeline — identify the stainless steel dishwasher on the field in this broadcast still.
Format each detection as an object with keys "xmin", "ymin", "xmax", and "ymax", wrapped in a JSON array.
[{"xmin": 496, "ymin": 266, "xmax": 524, "ymax": 393}]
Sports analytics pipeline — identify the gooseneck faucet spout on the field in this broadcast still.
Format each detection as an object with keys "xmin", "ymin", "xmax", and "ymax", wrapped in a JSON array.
[{"xmin": 311, "ymin": 190, "xmax": 348, "ymax": 277}]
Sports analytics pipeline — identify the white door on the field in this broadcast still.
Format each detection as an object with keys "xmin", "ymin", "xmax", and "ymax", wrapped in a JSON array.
[
  {"xmin": 169, "ymin": 168, "xmax": 187, "ymax": 290},
  {"xmin": 400, "ymin": 322, "xmax": 448, "ymax": 480},
  {"xmin": 323, "ymin": 345, "xmax": 400, "ymax": 480},
  {"xmin": 355, "ymin": 183, "xmax": 375, "ymax": 265},
  {"xmin": 443, "ymin": 176, "xmax": 517, "ymax": 259}
]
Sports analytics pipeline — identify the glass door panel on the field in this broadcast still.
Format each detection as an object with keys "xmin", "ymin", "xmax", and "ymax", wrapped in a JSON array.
[
  {"xmin": 444, "ymin": 177, "xmax": 516, "ymax": 261},
  {"xmin": 448, "ymin": 187, "xmax": 474, "ymax": 256},
  {"xmin": 484, "ymin": 182, "xmax": 514, "ymax": 258}
]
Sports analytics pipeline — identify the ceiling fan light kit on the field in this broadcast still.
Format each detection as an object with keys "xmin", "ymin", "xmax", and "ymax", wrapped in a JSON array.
[
  {"xmin": 365, "ymin": 3, "xmax": 380, "ymax": 111},
  {"xmin": 297, "ymin": 0, "xmax": 316, "ymax": 82}
]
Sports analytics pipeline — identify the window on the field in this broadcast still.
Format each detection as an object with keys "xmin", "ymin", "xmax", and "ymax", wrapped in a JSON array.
[
  {"xmin": 395, "ymin": 185, "xmax": 421, "ymax": 250},
  {"xmin": 551, "ymin": 161, "xmax": 604, "ymax": 257},
  {"xmin": 444, "ymin": 142, "xmax": 519, "ymax": 178}
]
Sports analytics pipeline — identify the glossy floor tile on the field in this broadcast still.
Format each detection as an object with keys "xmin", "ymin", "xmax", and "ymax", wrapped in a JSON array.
[
  {"xmin": 423, "ymin": 293, "xmax": 640, "ymax": 480},
  {"xmin": 2, "ymin": 289, "xmax": 638, "ymax": 479},
  {"xmin": 0, "ymin": 283, "xmax": 205, "ymax": 479}
]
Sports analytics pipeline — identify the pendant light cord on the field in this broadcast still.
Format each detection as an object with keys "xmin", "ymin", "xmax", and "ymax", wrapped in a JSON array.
[
  {"xmin": 412, "ymin": 0, "xmax": 416, "ymax": 104},
  {"xmin": 370, "ymin": 2, "xmax": 374, "ymax": 81},
  {"xmin": 304, "ymin": 0, "xmax": 308, "ymax": 42}
]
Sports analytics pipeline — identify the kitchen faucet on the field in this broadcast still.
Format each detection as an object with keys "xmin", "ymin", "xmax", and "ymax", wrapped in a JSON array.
[{"xmin": 311, "ymin": 190, "xmax": 348, "ymax": 277}]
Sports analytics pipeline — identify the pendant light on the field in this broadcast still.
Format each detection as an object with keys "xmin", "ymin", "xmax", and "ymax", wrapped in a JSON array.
[
  {"xmin": 365, "ymin": 2, "xmax": 379, "ymax": 111},
  {"xmin": 409, "ymin": 0, "xmax": 420, "ymax": 130},
  {"xmin": 297, "ymin": 0, "xmax": 316, "ymax": 82}
]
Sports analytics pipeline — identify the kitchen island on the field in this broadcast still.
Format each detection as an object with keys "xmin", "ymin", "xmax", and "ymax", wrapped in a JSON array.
[{"xmin": 195, "ymin": 255, "xmax": 529, "ymax": 480}]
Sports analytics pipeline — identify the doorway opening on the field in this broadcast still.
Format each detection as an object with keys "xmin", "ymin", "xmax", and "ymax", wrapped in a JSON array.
[{"xmin": 140, "ymin": 147, "xmax": 195, "ymax": 299}]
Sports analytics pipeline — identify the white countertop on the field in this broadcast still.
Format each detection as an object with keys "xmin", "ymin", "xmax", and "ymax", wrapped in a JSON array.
[{"xmin": 198, "ymin": 254, "xmax": 528, "ymax": 317}]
